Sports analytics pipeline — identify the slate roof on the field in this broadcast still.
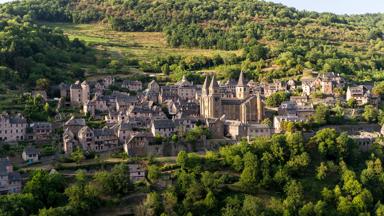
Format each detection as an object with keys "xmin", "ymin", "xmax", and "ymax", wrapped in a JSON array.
[
  {"xmin": 153, "ymin": 119, "xmax": 176, "ymax": 129},
  {"xmin": 94, "ymin": 128, "xmax": 115, "ymax": 137},
  {"xmin": 24, "ymin": 146, "xmax": 39, "ymax": 155},
  {"xmin": 222, "ymin": 98, "xmax": 243, "ymax": 105},
  {"xmin": 65, "ymin": 117, "xmax": 86, "ymax": 126}
]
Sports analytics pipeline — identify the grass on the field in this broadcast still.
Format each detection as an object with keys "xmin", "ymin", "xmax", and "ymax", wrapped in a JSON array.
[{"xmin": 43, "ymin": 22, "xmax": 241, "ymax": 62}]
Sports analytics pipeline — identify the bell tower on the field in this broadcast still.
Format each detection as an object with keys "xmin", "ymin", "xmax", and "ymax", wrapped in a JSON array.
[
  {"xmin": 236, "ymin": 71, "xmax": 249, "ymax": 99},
  {"xmin": 208, "ymin": 76, "xmax": 222, "ymax": 118}
]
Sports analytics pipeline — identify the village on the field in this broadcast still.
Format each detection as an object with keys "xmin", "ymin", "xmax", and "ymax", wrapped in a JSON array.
[{"xmin": 0, "ymin": 71, "xmax": 383, "ymax": 194}]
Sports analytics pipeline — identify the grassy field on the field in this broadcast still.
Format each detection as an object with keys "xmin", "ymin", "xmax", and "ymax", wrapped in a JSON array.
[{"xmin": 43, "ymin": 22, "xmax": 241, "ymax": 62}]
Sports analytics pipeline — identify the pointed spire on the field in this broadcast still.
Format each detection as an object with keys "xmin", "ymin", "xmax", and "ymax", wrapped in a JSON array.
[
  {"xmin": 237, "ymin": 71, "xmax": 245, "ymax": 87},
  {"xmin": 202, "ymin": 76, "xmax": 210, "ymax": 91},
  {"xmin": 182, "ymin": 75, "xmax": 187, "ymax": 82},
  {"xmin": 209, "ymin": 76, "xmax": 219, "ymax": 89}
]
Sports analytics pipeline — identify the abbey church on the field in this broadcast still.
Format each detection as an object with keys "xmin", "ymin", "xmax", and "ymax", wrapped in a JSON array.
[{"xmin": 200, "ymin": 71, "xmax": 264, "ymax": 123}]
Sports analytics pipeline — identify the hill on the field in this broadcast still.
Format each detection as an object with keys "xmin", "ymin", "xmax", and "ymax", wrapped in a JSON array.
[{"xmin": 2, "ymin": 0, "xmax": 384, "ymax": 85}]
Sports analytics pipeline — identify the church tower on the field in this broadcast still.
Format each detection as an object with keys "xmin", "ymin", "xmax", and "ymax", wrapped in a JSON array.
[
  {"xmin": 200, "ymin": 76, "xmax": 210, "ymax": 118},
  {"xmin": 208, "ymin": 76, "xmax": 222, "ymax": 118},
  {"xmin": 256, "ymin": 93, "xmax": 264, "ymax": 122},
  {"xmin": 236, "ymin": 71, "xmax": 249, "ymax": 99}
]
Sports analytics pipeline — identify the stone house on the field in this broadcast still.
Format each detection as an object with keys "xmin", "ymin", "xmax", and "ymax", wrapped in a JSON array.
[
  {"xmin": 151, "ymin": 119, "xmax": 176, "ymax": 137},
  {"xmin": 346, "ymin": 85, "xmax": 380, "ymax": 106},
  {"xmin": 122, "ymin": 80, "xmax": 143, "ymax": 92},
  {"xmin": 70, "ymin": 81, "xmax": 90, "ymax": 106},
  {"xmin": 0, "ymin": 113, "xmax": 28, "ymax": 143},
  {"xmin": 123, "ymin": 132, "xmax": 161, "ymax": 157},
  {"xmin": 128, "ymin": 164, "xmax": 146, "ymax": 182},
  {"xmin": 301, "ymin": 78, "xmax": 316, "ymax": 96},
  {"xmin": 78, "ymin": 126, "xmax": 119, "ymax": 152},
  {"xmin": 147, "ymin": 80, "xmax": 160, "ymax": 93},
  {"xmin": 247, "ymin": 123, "xmax": 273, "ymax": 139},
  {"xmin": 64, "ymin": 117, "xmax": 86, "ymax": 138},
  {"xmin": 273, "ymin": 115, "xmax": 305, "ymax": 133},
  {"xmin": 0, "ymin": 158, "xmax": 21, "ymax": 194},
  {"xmin": 22, "ymin": 146, "xmax": 39, "ymax": 163},
  {"xmin": 29, "ymin": 122, "xmax": 52, "ymax": 140},
  {"xmin": 63, "ymin": 129, "xmax": 78, "ymax": 154}
]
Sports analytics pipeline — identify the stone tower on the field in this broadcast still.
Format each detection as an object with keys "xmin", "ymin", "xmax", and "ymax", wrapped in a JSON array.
[
  {"xmin": 236, "ymin": 71, "xmax": 249, "ymax": 99},
  {"xmin": 256, "ymin": 93, "xmax": 264, "ymax": 122},
  {"xmin": 200, "ymin": 76, "xmax": 210, "ymax": 118},
  {"xmin": 207, "ymin": 76, "xmax": 222, "ymax": 118},
  {"xmin": 81, "ymin": 81, "xmax": 90, "ymax": 105}
]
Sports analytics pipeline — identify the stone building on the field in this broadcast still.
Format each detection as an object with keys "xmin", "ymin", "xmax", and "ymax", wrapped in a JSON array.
[
  {"xmin": 64, "ymin": 117, "xmax": 86, "ymax": 138},
  {"xmin": 346, "ymin": 85, "xmax": 380, "ymax": 106},
  {"xmin": 29, "ymin": 122, "xmax": 52, "ymax": 140},
  {"xmin": 200, "ymin": 71, "xmax": 264, "ymax": 123},
  {"xmin": 22, "ymin": 146, "xmax": 39, "ymax": 163},
  {"xmin": 122, "ymin": 80, "xmax": 143, "ymax": 92},
  {"xmin": 0, "ymin": 158, "xmax": 21, "ymax": 194},
  {"xmin": 78, "ymin": 126, "xmax": 119, "ymax": 152},
  {"xmin": 151, "ymin": 119, "xmax": 176, "ymax": 137},
  {"xmin": 70, "ymin": 81, "xmax": 90, "ymax": 106},
  {"xmin": 0, "ymin": 113, "xmax": 28, "ymax": 143}
]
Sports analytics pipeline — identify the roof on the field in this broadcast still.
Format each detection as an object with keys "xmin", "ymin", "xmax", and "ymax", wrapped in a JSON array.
[
  {"xmin": 24, "ymin": 146, "xmax": 39, "ymax": 155},
  {"xmin": 30, "ymin": 122, "xmax": 51, "ymax": 128},
  {"xmin": 209, "ymin": 76, "xmax": 220, "ymax": 89},
  {"xmin": 65, "ymin": 117, "xmax": 86, "ymax": 126},
  {"xmin": 8, "ymin": 172, "xmax": 21, "ymax": 182},
  {"xmin": 152, "ymin": 119, "xmax": 176, "ymax": 129},
  {"xmin": 175, "ymin": 75, "xmax": 192, "ymax": 87},
  {"xmin": 8, "ymin": 114, "xmax": 27, "ymax": 124},
  {"xmin": 237, "ymin": 71, "xmax": 245, "ymax": 87},
  {"xmin": 94, "ymin": 128, "xmax": 115, "ymax": 137},
  {"xmin": 222, "ymin": 98, "xmax": 243, "ymax": 105}
]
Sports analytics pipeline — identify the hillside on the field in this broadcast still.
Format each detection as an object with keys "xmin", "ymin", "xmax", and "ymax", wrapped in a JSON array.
[{"xmin": 1, "ymin": 0, "xmax": 384, "ymax": 86}]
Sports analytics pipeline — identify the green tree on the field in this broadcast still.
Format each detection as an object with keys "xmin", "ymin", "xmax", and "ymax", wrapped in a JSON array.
[
  {"xmin": 71, "ymin": 148, "xmax": 85, "ymax": 164},
  {"xmin": 148, "ymin": 165, "xmax": 161, "ymax": 183},
  {"xmin": 23, "ymin": 170, "xmax": 66, "ymax": 209},
  {"xmin": 239, "ymin": 152, "xmax": 259, "ymax": 191},
  {"xmin": 313, "ymin": 104, "xmax": 330, "ymax": 125},
  {"xmin": 363, "ymin": 105, "xmax": 378, "ymax": 123}
]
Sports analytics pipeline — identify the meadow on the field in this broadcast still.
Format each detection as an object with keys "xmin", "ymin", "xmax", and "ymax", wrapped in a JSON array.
[{"xmin": 44, "ymin": 23, "xmax": 241, "ymax": 63}]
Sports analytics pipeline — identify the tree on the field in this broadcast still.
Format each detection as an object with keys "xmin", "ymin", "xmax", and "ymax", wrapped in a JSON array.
[
  {"xmin": 36, "ymin": 78, "xmax": 50, "ymax": 90},
  {"xmin": 311, "ymin": 128, "xmax": 350, "ymax": 160},
  {"xmin": 23, "ymin": 170, "xmax": 66, "ymax": 209},
  {"xmin": 265, "ymin": 91, "xmax": 290, "ymax": 107},
  {"xmin": 363, "ymin": 105, "xmax": 378, "ymax": 123},
  {"xmin": 283, "ymin": 180, "xmax": 304, "ymax": 213},
  {"xmin": 242, "ymin": 196, "xmax": 264, "ymax": 216},
  {"xmin": 139, "ymin": 192, "xmax": 162, "ymax": 216},
  {"xmin": 71, "ymin": 148, "xmax": 85, "ymax": 164},
  {"xmin": 347, "ymin": 98, "xmax": 357, "ymax": 108},
  {"xmin": 163, "ymin": 190, "xmax": 177, "ymax": 216},
  {"xmin": 148, "ymin": 165, "xmax": 161, "ymax": 183},
  {"xmin": 204, "ymin": 190, "xmax": 217, "ymax": 209},
  {"xmin": 313, "ymin": 104, "xmax": 329, "ymax": 125},
  {"xmin": 239, "ymin": 152, "xmax": 259, "ymax": 191},
  {"xmin": 316, "ymin": 162, "xmax": 328, "ymax": 180}
]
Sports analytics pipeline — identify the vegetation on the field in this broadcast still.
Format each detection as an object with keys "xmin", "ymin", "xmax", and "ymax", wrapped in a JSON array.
[{"xmin": 136, "ymin": 130, "xmax": 384, "ymax": 215}]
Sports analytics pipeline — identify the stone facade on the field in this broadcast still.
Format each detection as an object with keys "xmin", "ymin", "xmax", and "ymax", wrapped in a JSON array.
[
  {"xmin": 200, "ymin": 72, "xmax": 264, "ymax": 123},
  {"xmin": 0, "ymin": 113, "xmax": 28, "ymax": 143},
  {"xmin": 0, "ymin": 158, "xmax": 21, "ymax": 194}
]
